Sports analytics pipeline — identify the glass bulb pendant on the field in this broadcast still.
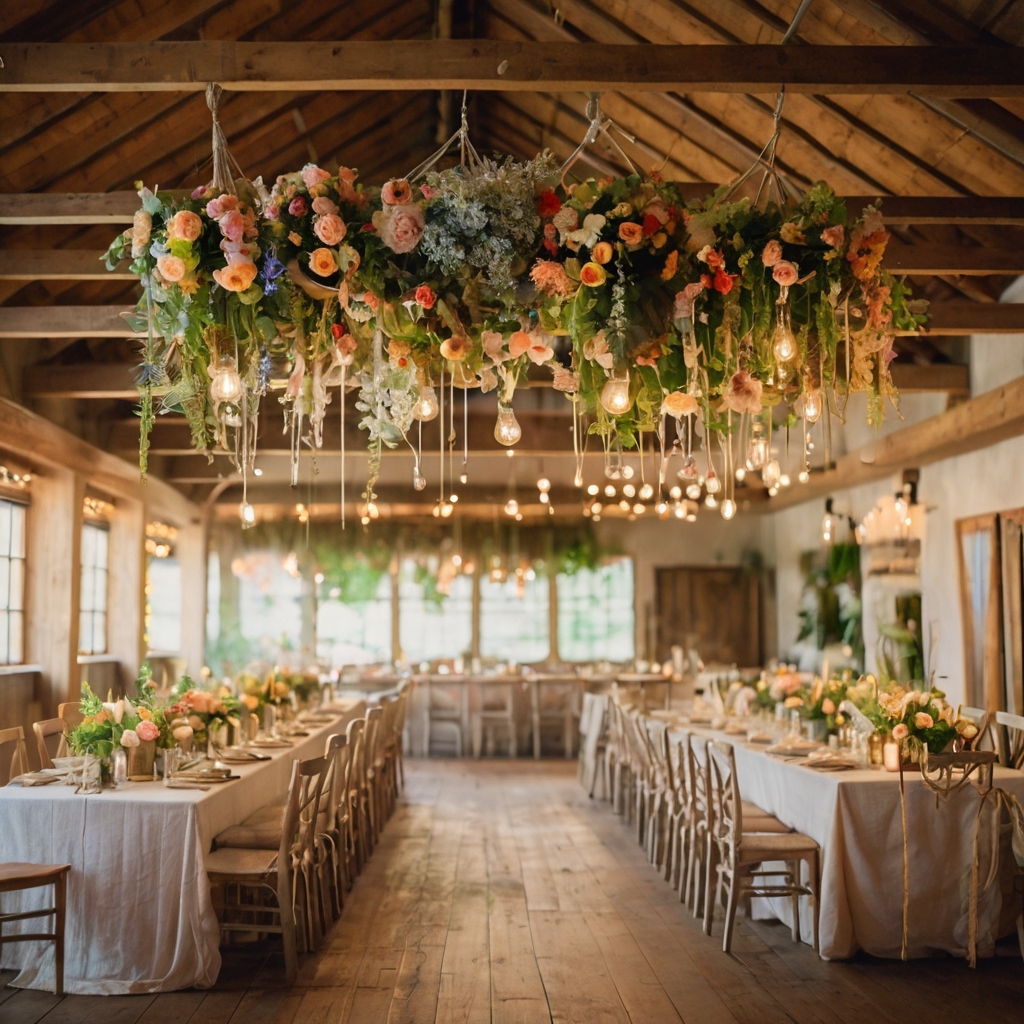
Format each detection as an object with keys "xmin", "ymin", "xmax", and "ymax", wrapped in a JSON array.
[
  {"xmin": 504, "ymin": 498, "xmax": 519, "ymax": 516},
  {"xmin": 209, "ymin": 357, "xmax": 244, "ymax": 405},
  {"xmin": 762, "ymin": 459, "xmax": 782, "ymax": 490},
  {"xmin": 745, "ymin": 428, "xmax": 768, "ymax": 471},
  {"xmin": 412, "ymin": 468, "xmax": 426, "ymax": 491},
  {"xmin": 720, "ymin": 498, "xmax": 737, "ymax": 521},
  {"xmin": 705, "ymin": 470, "xmax": 721, "ymax": 495},
  {"xmin": 772, "ymin": 311, "xmax": 798, "ymax": 364},
  {"xmin": 677, "ymin": 455, "xmax": 699, "ymax": 480},
  {"xmin": 412, "ymin": 384, "xmax": 439, "ymax": 422},
  {"xmin": 600, "ymin": 370, "xmax": 633, "ymax": 416},
  {"xmin": 802, "ymin": 388, "xmax": 823, "ymax": 424},
  {"xmin": 239, "ymin": 501, "xmax": 256, "ymax": 527},
  {"xmin": 686, "ymin": 483, "xmax": 701, "ymax": 501},
  {"xmin": 494, "ymin": 402, "xmax": 522, "ymax": 447}
]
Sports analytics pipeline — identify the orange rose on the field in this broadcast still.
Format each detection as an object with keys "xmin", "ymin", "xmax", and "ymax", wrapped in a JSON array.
[
  {"xmin": 662, "ymin": 391, "xmax": 699, "ymax": 418},
  {"xmin": 156, "ymin": 254, "xmax": 186, "ymax": 282},
  {"xmin": 618, "ymin": 222, "xmax": 643, "ymax": 246},
  {"xmin": 167, "ymin": 210, "xmax": 203, "ymax": 243},
  {"xmin": 579, "ymin": 262, "xmax": 607, "ymax": 287},
  {"xmin": 212, "ymin": 261, "xmax": 258, "ymax": 292},
  {"xmin": 308, "ymin": 247, "xmax": 337, "ymax": 277},
  {"xmin": 592, "ymin": 241, "xmax": 613, "ymax": 264}
]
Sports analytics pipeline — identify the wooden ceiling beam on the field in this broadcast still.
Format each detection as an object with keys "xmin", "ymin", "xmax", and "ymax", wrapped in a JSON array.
[
  {"xmin": 3, "ymin": 301, "xmax": 1023, "ymax": 340},
  {"xmin": 766, "ymin": 375, "xmax": 1024, "ymax": 512},
  {"xmin": 3, "ymin": 42, "xmax": 1024, "ymax": 95},
  {"xmin": 0, "ymin": 250, "xmax": 132, "ymax": 280}
]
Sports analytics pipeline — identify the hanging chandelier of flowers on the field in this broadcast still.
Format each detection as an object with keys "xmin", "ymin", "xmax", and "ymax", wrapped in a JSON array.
[{"xmin": 105, "ymin": 112, "xmax": 925, "ymax": 524}]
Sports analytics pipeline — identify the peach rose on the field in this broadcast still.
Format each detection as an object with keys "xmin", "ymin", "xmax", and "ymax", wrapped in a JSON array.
[
  {"xmin": 156, "ymin": 254, "xmax": 186, "ymax": 282},
  {"xmin": 440, "ymin": 335, "xmax": 469, "ymax": 361},
  {"xmin": 120, "ymin": 729, "xmax": 140, "ymax": 748},
  {"xmin": 579, "ymin": 262, "xmax": 607, "ymax": 287},
  {"xmin": 592, "ymin": 241, "xmax": 613, "ymax": 264},
  {"xmin": 212, "ymin": 261, "xmax": 258, "ymax": 292},
  {"xmin": 381, "ymin": 178, "xmax": 413, "ymax": 205},
  {"xmin": 301, "ymin": 164, "xmax": 331, "ymax": 189},
  {"xmin": 822, "ymin": 698, "xmax": 835, "ymax": 715},
  {"xmin": 761, "ymin": 239, "xmax": 783, "ymax": 267},
  {"xmin": 135, "ymin": 720, "xmax": 160, "ymax": 742},
  {"xmin": 205, "ymin": 194, "xmax": 239, "ymax": 219},
  {"xmin": 618, "ymin": 222, "xmax": 643, "ymax": 246},
  {"xmin": 167, "ymin": 210, "xmax": 202, "ymax": 243},
  {"xmin": 914, "ymin": 712, "xmax": 934, "ymax": 730},
  {"xmin": 772, "ymin": 260, "xmax": 799, "ymax": 287},
  {"xmin": 377, "ymin": 204, "xmax": 424, "ymax": 254},
  {"xmin": 314, "ymin": 214, "xmax": 347, "ymax": 246},
  {"xmin": 172, "ymin": 724, "xmax": 194, "ymax": 746},
  {"xmin": 892, "ymin": 723, "xmax": 909, "ymax": 741},
  {"xmin": 821, "ymin": 225, "xmax": 845, "ymax": 249},
  {"xmin": 662, "ymin": 391, "xmax": 699, "ymax": 418},
  {"xmin": 312, "ymin": 196, "xmax": 339, "ymax": 216},
  {"xmin": 308, "ymin": 247, "xmax": 337, "ymax": 277}
]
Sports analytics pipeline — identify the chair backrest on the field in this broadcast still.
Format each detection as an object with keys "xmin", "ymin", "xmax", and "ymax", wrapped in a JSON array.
[
  {"xmin": 58, "ymin": 701, "xmax": 83, "ymax": 734},
  {"xmin": 377, "ymin": 697, "xmax": 398, "ymax": 760},
  {"xmin": 393, "ymin": 686, "xmax": 410, "ymax": 748},
  {"xmin": 706, "ymin": 740, "xmax": 743, "ymax": 854},
  {"xmin": 687, "ymin": 734, "xmax": 710, "ymax": 830},
  {"xmin": 290, "ymin": 755, "xmax": 329, "ymax": 869},
  {"xmin": 0, "ymin": 726, "xmax": 29, "ymax": 785},
  {"xmin": 346, "ymin": 716, "xmax": 367, "ymax": 794},
  {"xmin": 32, "ymin": 718, "xmax": 66, "ymax": 769},
  {"xmin": 996, "ymin": 710, "xmax": 1024, "ymax": 770},
  {"xmin": 960, "ymin": 705, "xmax": 993, "ymax": 747},
  {"xmin": 321, "ymin": 733, "xmax": 349, "ymax": 832},
  {"xmin": 364, "ymin": 706, "xmax": 383, "ymax": 771}
]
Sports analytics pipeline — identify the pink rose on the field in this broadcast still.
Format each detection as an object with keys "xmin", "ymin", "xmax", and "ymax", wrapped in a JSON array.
[
  {"xmin": 420, "ymin": 184, "xmax": 440, "ymax": 200},
  {"xmin": 381, "ymin": 178, "xmax": 413, "ymax": 205},
  {"xmin": 312, "ymin": 196, "xmax": 339, "ymax": 216},
  {"xmin": 377, "ymin": 204, "xmax": 424, "ymax": 254},
  {"xmin": 265, "ymin": 205, "xmax": 280, "ymax": 221},
  {"xmin": 892, "ymin": 723, "xmax": 909, "ymax": 741},
  {"xmin": 822, "ymin": 225, "xmax": 845, "ymax": 249},
  {"xmin": 314, "ymin": 214, "xmax": 346, "ymax": 246},
  {"xmin": 218, "ymin": 209, "xmax": 246, "ymax": 243},
  {"xmin": 761, "ymin": 239, "xmax": 783, "ymax": 267},
  {"xmin": 190, "ymin": 185, "xmax": 208, "ymax": 200},
  {"xmin": 156, "ymin": 254, "xmax": 186, "ymax": 282},
  {"xmin": 288, "ymin": 196, "xmax": 308, "ymax": 218},
  {"xmin": 673, "ymin": 281, "xmax": 705, "ymax": 320},
  {"xmin": 301, "ymin": 164, "xmax": 331, "ymax": 189},
  {"xmin": 136, "ymin": 720, "xmax": 160, "ymax": 742},
  {"xmin": 772, "ymin": 260, "xmax": 799, "ymax": 287},
  {"xmin": 205, "ymin": 194, "xmax": 239, "ymax": 220},
  {"xmin": 914, "ymin": 712, "xmax": 934, "ymax": 730},
  {"xmin": 167, "ymin": 210, "xmax": 203, "ymax": 243}
]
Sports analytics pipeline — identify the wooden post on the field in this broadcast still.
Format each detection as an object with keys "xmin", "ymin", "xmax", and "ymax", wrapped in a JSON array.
[
  {"xmin": 175, "ymin": 518, "xmax": 207, "ymax": 677},
  {"xmin": 25, "ymin": 467, "xmax": 84, "ymax": 713},
  {"xmin": 107, "ymin": 494, "xmax": 145, "ymax": 691}
]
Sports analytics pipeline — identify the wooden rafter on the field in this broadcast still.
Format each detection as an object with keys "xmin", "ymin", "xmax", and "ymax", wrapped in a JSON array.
[{"xmin": 3, "ymin": 42, "xmax": 1024, "ymax": 95}]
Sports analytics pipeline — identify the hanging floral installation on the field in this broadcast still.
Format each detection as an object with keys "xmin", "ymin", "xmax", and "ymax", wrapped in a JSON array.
[{"xmin": 105, "ymin": 90, "xmax": 926, "ymax": 524}]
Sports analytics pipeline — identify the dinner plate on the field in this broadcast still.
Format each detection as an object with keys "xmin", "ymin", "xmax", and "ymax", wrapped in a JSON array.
[{"xmin": 246, "ymin": 738, "xmax": 293, "ymax": 748}]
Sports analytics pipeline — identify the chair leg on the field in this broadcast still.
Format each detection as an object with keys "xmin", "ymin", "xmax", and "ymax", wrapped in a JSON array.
[
  {"xmin": 54, "ymin": 870, "xmax": 66, "ymax": 996},
  {"xmin": 280, "ymin": 882, "xmax": 299, "ymax": 984},
  {"xmin": 789, "ymin": 860, "xmax": 801, "ymax": 944},
  {"xmin": 809, "ymin": 852, "xmax": 820, "ymax": 955},
  {"xmin": 702, "ymin": 839, "xmax": 716, "ymax": 935},
  {"xmin": 722, "ymin": 870, "xmax": 740, "ymax": 954}
]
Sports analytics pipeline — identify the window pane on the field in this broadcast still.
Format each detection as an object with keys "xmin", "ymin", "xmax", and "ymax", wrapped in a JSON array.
[
  {"xmin": 95, "ymin": 526, "xmax": 108, "ymax": 566},
  {"xmin": 318, "ymin": 572, "xmax": 392, "ymax": 667},
  {"xmin": 81, "ymin": 522, "xmax": 96, "ymax": 566},
  {"xmin": 8, "ymin": 610, "xmax": 22, "ymax": 665},
  {"xmin": 93, "ymin": 613, "xmax": 106, "ymax": 655},
  {"xmin": 9, "ymin": 504, "xmax": 25, "ymax": 559},
  {"xmin": 398, "ymin": 559, "xmax": 472, "ymax": 665},
  {"xmin": 480, "ymin": 572, "xmax": 549, "ymax": 664},
  {"xmin": 557, "ymin": 559, "xmax": 635, "ymax": 663},
  {"xmin": 0, "ymin": 557, "xmax": 8, "ymax": 609},
  {"xmin": 0, "ymin": 610, "xmax": 8, "ymax": 663},
  {"xmin": 8, "ymin": 557, "xmax": 23, "ymax": 612},
  {"xmin": 80, "ymin": 567, "xmax": 96, "ymax": 613},
  {"xmin": 95, "ymin": 568, "xmax": 108, "ymax": 613},
  {"xmin": 147, "ymin": 555, "xmax": 182, "ymax": 652},
  {"xmin": 79, "ymin": 612, "xmax": 93, "ymax": 655},
  {"xmin": 237, "ymin": 551, "xmax": 303, "ymax": 658}
]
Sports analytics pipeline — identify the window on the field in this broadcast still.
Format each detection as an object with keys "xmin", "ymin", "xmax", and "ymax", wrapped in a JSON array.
[
  {"xmin": 480, "ymin": 570, "xmax": 549, "ymax": 664},
  {"xmin": 146, "ymin": 555, "xmax": 182, "ymax": 653},
  {"xmin": 0, "ymin": 499, "xmax": 26, "ymax": 665},
  {"xmin": 557, "ymin": 558, "xmax": 635, "ymax": 663},
  {"xmin": 399, "ymin": 557, "xmax": 472, "ymax": 664},
  {"xmin": 318, "ymin": 572, "xmax": 393, "ymax": 667},
  {"xmin": 237, "ymin": 551, "xmax": 303, "ymax": 657},
  {"xmin": 79, "ymin": 521, "xmax": 109, "ymax": 655}
]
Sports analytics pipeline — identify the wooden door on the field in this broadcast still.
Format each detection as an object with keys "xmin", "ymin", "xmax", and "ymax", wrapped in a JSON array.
[{"xmin": 655, "ymin": 567, "xmax": 760, "ymax": 667}]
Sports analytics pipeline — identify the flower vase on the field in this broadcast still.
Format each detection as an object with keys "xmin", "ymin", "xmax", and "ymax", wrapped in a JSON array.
[{"xmin": 128, "ymin": 738, "xmax": 156, "ymax": 779}]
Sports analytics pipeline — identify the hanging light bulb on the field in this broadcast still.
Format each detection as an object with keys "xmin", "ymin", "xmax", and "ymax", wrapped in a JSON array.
[
  {"xmin": 621, "ymin": 465, "xmax": 634, "ymax": 480},
  {"xmin": 539, "ymin": 492, "xmax": 550, "ymax": 505},
  {"xmin": 209, "ymin": 356, "xmax": 244, "ymax": 405},
  {"xmin": 459, "ymin": 472, "xmax": 469, "ymax": 485},
  {"xmin": 638, "ymin": 483, "xmax": 654, "ymax": 501},
  {"xmin": 619, "ymin": 499, "xmax": 630, "ymax": 512},
  {"xmin": 573, "ymin": 469, "xmax": 584, "ymax": 488},
  {"xmin": 746, "ymin": 426, "xmax": 768, "ymax": 471},
  {"xmin": 440, "ymin": 502, "xmax": 454, "ymax": 518},
  {"xmin": 772, "ymin": 315, "xmax": 798, "ymax": 364},
  {"xmin": 779, "ymin": 473, "xmax": 791, "ymax": 487},
  {"xmin": 623, "ymin": 483, "xmax": 636, "ymax": 498},
  {"xmin": 537, "ymin": 477, "xmax": 551, "ymax": 494},
  {"xmin": 591, "ymin": 501, "xmax": 603, "ymax": 514},
  {"xmin": 705, "ymin": 493, "xmax": 718, "ymax": 509},
  {"xmin": 673, "ymin": 502, "xmax": 685, "ymax": 519},
  {"xmin": 412, "ymin": 383, "xmax": 439, "ymax": 422},
  {"xmin": 669, "ymin": 486, "xmax": 682, "ymax": 500},
  {"xmin": 705, "ymin": 471, "xmax": 720, "ymax": 495},
  {"xmin": 686, "ymin": 483, "xmax": 701, "ymax": 500},
  {"xmin": 587, "ymin": 484, "xmax": 599, "ymax": 496},
  {"xmin": 655, "ymin": 501, "xmax": 668, "ymax": 515},
  {"xmin": 735, "ymin": 466, "xmax": 746, "ymax": 482},
  {"xmin": 720, "ymin": 498, "xmax": 737, "ymax": 521},
  {"xmin": 600, "ymin": 369, "xmax": 633, "ymax": 415},
  {"xmin": 412, "ymin": 470, "xmax": 426, "ymax": 491},
  {"xmin": 494, "ymin": 402, "xmax": 522, "ymax": 446},
  {"xmin": 604, "ymin": 484, "xmax": 616, "ymax": 498},
  {"xmin": 239, "ymin": 501, "xmax": 256, "ymax": 527},
  {"xmin": 449, "ymin": 493, "xmax": 459, "ymax": 504},
  {"xmin": 802, "ymin": 387, "xmax": 823, "ymax": 424},
  {"xmin": 633, "ymin": 503, "xmax": 646, "ymax": 515},
  {"xmin": 762, "ymin": 459, "xmax": 782, "ymax": 489},
  {"xmin": 798, "ymin": 469, "xmax": 810, "ymax": 484},
  {"xmin": 504, "ymin": 498, "xmax": 519, "ymax": 516}
]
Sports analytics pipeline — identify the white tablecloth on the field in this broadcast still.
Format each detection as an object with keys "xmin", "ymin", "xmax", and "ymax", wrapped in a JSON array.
[
  {"xmin": 0, "ymin": 699, "xmax": 365, "ymax": 994},
  {"xmin": 670, "ymin": 725, "xmax": 1024, "ymax": 959}
]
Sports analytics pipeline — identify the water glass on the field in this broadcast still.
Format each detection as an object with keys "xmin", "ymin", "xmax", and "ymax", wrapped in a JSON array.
[
  {"xmin": 162, "ymin": 747, "xmax": 180, "ymax": 785},
  {"xmin": 111, "ymin": 749, "xmax": 128, "ymax": 788}
]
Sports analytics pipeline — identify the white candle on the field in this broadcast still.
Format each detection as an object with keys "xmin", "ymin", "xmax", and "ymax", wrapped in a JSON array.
[{"xmin": 883, "ymin": 741, "xmax": 901, "ymax": 772}]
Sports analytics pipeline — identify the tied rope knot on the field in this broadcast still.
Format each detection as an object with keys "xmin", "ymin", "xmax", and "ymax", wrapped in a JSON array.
[
  {"xmin": 559, "ymin": 93, "xmax": 644, "ymax": 189},
  {"xmin": 205, "ymin": 82, "xmax": 248, "ymax": 196}
]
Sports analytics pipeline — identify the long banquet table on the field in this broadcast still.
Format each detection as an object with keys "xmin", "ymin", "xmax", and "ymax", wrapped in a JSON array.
[
  {"xmin": 0, "ymin": 698, "xmax": 366, "ymax": 994},
  {"xmin": 667, "ymin": 721, "xmax": 1024, "ymax": 960}
]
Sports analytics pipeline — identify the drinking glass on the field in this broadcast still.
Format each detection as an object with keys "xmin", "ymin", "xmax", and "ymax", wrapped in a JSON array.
[
  {"xmin": 111, "ymin": 748, "xmax": 128, "ymax": 788},
  {"xmin": 162, "ymin": 747, "xmax": 180, "ymax": 785}
]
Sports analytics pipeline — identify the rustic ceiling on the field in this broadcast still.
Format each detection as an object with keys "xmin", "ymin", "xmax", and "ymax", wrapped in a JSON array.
[{"xmin": 1, "ymin": 0, "xmax": 1023, "ymax": 513}]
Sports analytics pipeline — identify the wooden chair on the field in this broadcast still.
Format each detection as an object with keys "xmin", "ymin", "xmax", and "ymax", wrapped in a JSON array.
[
  {"xmin": 345, "ymin": 717, "xmax": 370, "ymax": 875},
  {"xmin": 58, "ymin": 702, "xmax": 83, "ymax": 735},
  {"xmin": 996, "ymin": 710, "xmax": 1024, "ymax": 770},
  {"xmin": 207, "ymin": 756, "xmax": 328, "ymax": 981},
  {"xmin": 316, "ymin": 733, "xmax": 349, "ymax": 925},
  {"xmin": 471, "ymin": 681, "xmax": 517, "ymax": 758},
  {"xmin": 32, "ymin": 718, "xmax": 67, "ymax": 770},
  {"xmin": 0, "ymin": 726, "xmax": 29, "ymax": 786},
  {"xmin": 530, "ymin": 679, "xmax": 579, "ymax": 759},
  {"xmin": 362, "ymin": 706, "xmax": 384, "ymax": 847},
  {"xmin": 577, "ymin": 693, "xmax": 609, "ymax": 799},
  {"xmin": 703, "ymin": 740, "xmax": 820, "ymax": 953},
  {"xmin": 0, "ymin": 863, "xmax": 70, "ymax": 994},
  {"xmin": 421, "ymin": 678, "xmax": 467, "ymax": 756}
]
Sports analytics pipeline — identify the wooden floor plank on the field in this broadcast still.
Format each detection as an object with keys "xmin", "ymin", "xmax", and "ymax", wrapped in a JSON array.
[{"xmin": 0, "ymin": 989, "xmax": 64, "ymax": 1024}]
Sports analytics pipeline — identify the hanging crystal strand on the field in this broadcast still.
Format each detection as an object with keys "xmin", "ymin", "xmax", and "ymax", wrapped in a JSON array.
[
  {"xmin": 657, "ymin": 413, "xmax": 667, "ymax": 487},
  {"xmin": 340, "ymin": 362, "xmax": 346, "ymax": 530},
  {"xmin": 572, "ymin": 393, "xmax": 584, "ymax": 488},
  {"xmin": 461, "ymin": 386, "xmax": 469, "ymax": 485},
  {"xmin": 438, "ymin": 365, "xmax": 445, "ymax": 516},
  {"xmin": 448, "ymin": 375, "xmax": 456, "ymax": 499}
]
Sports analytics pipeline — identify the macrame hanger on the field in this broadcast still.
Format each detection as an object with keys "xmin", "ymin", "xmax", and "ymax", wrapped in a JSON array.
[
  {"xmin": 205, "ymin": 84, "xmax": 247, "ymax": 196},
  {"xmin": 560, "ymin": 93, "xmax": 643, "ymax": 190},
  {"xmin": 406, "ymin": 90, "xmax": 483, "ymax": 182}
]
